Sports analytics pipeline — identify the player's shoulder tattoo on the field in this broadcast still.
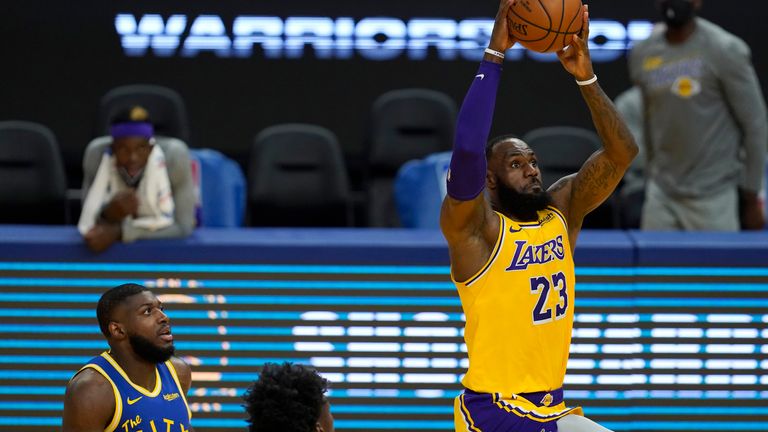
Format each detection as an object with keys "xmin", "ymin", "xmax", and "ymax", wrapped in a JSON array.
[
  {"xmin": 548, "ymin": 176, "xmax": 572, "ymax": 193},
  {"xmin": 549, "ymin": 178, "xmax": 571, "ymax": 192}
]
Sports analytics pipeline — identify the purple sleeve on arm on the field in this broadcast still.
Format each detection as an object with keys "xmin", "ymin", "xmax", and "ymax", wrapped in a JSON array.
[{"xmin": 446, "ymin": 60, "xmax": 503, "ymax": 201}]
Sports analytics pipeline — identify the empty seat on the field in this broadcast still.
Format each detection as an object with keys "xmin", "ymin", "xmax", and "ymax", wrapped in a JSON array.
[
  {"xmin": 189, "ymin": 149, "xmax": 246, "ymax": 228},
  {"xmin": 0, "ymin": 121, "xmax": 67, "ymax": 224},
  {"xmin": 522, "ymin": 126, "xmax": 601, "ymax": 188},
  {"xmin": 619, "ymin": 184, "xmax": 645, "ymax": 229},
  {"xmin": 394, "ymin": 151, "xmax": 452, "ymax": 229},
  {"xmin": 367, "ymin": 88, "xmax": 457, "ymax": 227},
  {"xmin": 523, "ymin": 126, "xmax": 620, "ymax": 229},
  {"xmin": 97, "ymin": 84, "xmax": 190, "ymax": 142},
  {"xmin": 248, "ymin": 124, "xmax": 351, "ymax": 227}
]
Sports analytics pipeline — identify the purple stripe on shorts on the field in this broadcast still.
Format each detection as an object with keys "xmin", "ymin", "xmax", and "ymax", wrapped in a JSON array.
[{"xmin": 460, "ymin": 388, "xmax": 570, "ymax": 432}]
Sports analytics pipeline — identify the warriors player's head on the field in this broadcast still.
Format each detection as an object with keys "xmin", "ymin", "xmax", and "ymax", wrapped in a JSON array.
[
  {"xmin": 96, "ymin": 283, "xmax": 175, "ymax": 363},
  {"xmin": 243, "ymin": 362, "xmax": 334, "ymax": 432}
]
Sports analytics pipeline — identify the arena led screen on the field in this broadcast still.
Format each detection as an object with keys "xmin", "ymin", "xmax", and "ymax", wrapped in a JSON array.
[
  {"xmin": 0, "ymin": 261, "xmax": 766, "ymax": 431},
  {"xmin": 113, "ymin": 13, "xmax": 653, "ymax": 63},
  {"xmin": 5, "ymin": 1, "xmax": 766, "ymax": 190}
]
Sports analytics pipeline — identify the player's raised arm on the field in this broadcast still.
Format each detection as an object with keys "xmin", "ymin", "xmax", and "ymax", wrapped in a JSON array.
[
  {"xmin": 440, "ymin": 0, "xmax": 516, "ymax": 281},
  {"xmin": 550, "ymin": 5, "xmax": 638, "ymax": 239}
]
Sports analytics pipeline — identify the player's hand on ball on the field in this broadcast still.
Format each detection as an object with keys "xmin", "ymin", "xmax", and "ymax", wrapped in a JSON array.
[
  {"xmin": 490, "ymin": 0, "xmax": 516, "ymax": 53},
  {"xmin": 556, "ymin": 4, "xmax": 594, "ymax": 81}
]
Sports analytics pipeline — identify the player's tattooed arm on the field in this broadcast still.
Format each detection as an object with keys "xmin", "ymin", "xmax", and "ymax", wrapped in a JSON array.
[
  {"xmin": 552, "ymin": 4, "xmax": 637, "ymax": 233},
  {"xmin": 568, "ymin": 82, "xmax": 638, "ymax": 221},
  {"xmin": 548, "ymin": 81, "xmax": 637, "ymax": 250}
]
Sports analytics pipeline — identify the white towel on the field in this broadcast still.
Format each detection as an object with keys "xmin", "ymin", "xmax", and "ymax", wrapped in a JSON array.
[{"xmin": 78, "ymin": 145, "xmax": 175, "ymax": 235}]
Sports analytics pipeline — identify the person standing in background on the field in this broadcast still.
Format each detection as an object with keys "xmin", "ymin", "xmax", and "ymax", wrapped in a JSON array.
[{"xmin": 630, "ymin": 0, "xmax": 767, "ymax": 231}]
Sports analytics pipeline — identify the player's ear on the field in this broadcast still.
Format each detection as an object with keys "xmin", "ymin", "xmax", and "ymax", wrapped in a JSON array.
[
  {"xmin": 108, "ymin": 321, "xmax": 126, "ymax": 339},
  {"xmin": 315, "ymin": 422, "xmax": 324, "ymax": 432},
  {"xmin": 486, "ymin": 169, "xmax": 497, "ymax": 189}
]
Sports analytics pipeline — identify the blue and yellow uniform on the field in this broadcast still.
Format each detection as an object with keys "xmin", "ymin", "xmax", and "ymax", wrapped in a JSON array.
[
  {"xmin": 453, "ymin": 207, "xmax": 583, "ymax": 432},
  {"xmin": 75, "ymin": 351, "xmax": 192, "ymax": 432}
]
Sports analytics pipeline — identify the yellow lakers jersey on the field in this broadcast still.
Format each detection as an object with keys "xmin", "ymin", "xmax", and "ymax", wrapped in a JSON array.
[{"xmin": 453, "ymin": 207, "xmax": 575, "ymax": 396}]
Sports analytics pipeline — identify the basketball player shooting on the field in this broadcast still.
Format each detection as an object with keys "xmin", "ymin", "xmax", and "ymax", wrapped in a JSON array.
[{"xmin": 441, "ymin": 1, "xmax": 637, "ymax": 431}]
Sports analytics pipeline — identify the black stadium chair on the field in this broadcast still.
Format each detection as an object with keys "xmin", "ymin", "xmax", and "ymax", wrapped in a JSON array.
[
  {"xmin": 619, "ymin": 185, "xmax": 645, "ymax": 229},
  {"xmin": 97, "ymin": 84, "xmax": 190, "ymax": 143},
  {"xmin": 522, "ymin": 126, "xmax": 620, "ymax": 229},
  {"xmin": 522, "ymin": 126, "xmax": 601, "ymax": 188},
  {"xmin": 0, "ymin": 121, "xmax": 67, "ymax": 224},
  {"xmin": 367, "ymin": 88, "xmax": 456, "ymax": 227},
  {"xmin": 248, "ymin": 124, "xmax": 351, "ymax": 227}
]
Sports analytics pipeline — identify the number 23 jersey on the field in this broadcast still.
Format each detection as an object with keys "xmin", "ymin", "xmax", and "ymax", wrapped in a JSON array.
[{"xmin": 453, "ymin": 207, "xmax": 575, "ymax": 396}]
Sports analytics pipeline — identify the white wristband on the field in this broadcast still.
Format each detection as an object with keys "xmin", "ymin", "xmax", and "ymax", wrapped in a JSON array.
[
  {"xmin": 575, "ymin": 74, "xmax": 598, "ymax": 86},
  {"xmin": 484, "ymin": 48, "xmax": 505, "ymax": 59}
]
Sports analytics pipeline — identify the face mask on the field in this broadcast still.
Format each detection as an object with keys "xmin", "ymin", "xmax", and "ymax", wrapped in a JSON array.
[{"xmin": 659, "ymin": 0, "xmax": 695, "ymax": 28}]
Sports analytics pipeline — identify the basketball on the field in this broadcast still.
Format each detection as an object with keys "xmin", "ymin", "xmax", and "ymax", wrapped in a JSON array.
[{"xmin": 507, "ymin": 0, "xmax": 584, "ymax": 53}]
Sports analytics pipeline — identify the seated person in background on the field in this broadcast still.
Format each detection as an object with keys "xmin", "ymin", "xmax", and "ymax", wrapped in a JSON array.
[
  {"xmin": 243, "ymin": 362, "xmax": 335, "ymax": 432},
  {"xmin": 78, "ymin": 106, "xmax": 195, "ymax": 252}
]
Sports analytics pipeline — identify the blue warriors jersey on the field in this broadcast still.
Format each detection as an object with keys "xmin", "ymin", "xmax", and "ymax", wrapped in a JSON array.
[
  {"xmin": 76, "ymin": 352, "xmax": 192, "ymax": 432},
  {"xmin": 453, "ymin": 207, "xmax": 576, "ymax": 397}
]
